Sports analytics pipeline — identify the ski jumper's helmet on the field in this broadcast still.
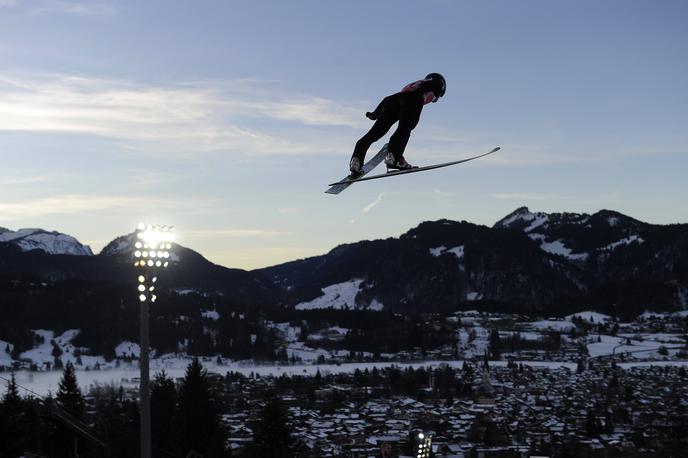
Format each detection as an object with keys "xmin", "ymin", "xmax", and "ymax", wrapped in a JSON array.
[{"xmin": 425, "ymin": 73, "xmax": 446, "ymax": 98}]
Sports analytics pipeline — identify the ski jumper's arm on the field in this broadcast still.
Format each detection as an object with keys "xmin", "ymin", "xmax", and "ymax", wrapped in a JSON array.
[{"xmin": 367, "ymin": 96, "xmax": 391, "ymax": 119}]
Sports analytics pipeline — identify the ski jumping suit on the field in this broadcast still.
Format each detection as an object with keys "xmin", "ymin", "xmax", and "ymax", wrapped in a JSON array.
[{"xmin": 351, "ymin": 78, "xmax": 440, "ymax": 163}]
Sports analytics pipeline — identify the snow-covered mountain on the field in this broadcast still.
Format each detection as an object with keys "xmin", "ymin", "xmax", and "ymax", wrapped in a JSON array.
[
  {"xmin": 2, "ymin": 208, "xmax": 687, "ymax": 318},
  {"xmin": 0, "ymin": 227, "xmax": 93, "ymax": 256},
  {"xmin": 494, "ymin": 207, "xmax": 648, "ymax": 262},
  {"xmin": 99, "ymin": 233, "xmax": 134, "ymax": 256},
  {"xmin": 99, "ymin": 232, "xmax": 180, "ymax": 264},
  {"xmin": 1, "ymin": 209, "xmax": 687, "ymax": 369},
  {"xmin": 0, "ymin": 229, "xmax": 279, "ymax": 305},
  {"xmin": 259, "ymin": 208, "xmax": 688, "ymax": 316}
]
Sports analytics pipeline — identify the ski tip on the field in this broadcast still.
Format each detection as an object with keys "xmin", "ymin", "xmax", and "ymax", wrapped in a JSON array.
[
  {"xmin": 325, "ymin": 184, "xmax": 347, "ymax": 194},
  {"xmin": 327, "ymin": 180, "xmax": 351, "ymax": 187}
]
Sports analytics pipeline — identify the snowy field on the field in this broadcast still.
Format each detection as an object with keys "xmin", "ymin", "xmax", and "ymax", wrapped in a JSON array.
[
  {"xmin": 7, "ymin": 358, "xmax": 688, "ymax": 398},
  {"xmin": 0, "ymin": 340, "xmax": 14, "ymax": 367},
  {"xmin": 516, "ymin": 311, "xmax": 616, "ymax": 332},
  {"xmin": 587, "ymin": 333, "xmax": 684, "ymax": 358},
  {"xmin": 564, "ymin": 311, "xmax": 612, "ymax": 323},
  {"xmin": 457, "ymin": 326, "xmax": 489, "ymax": 358},
  {"xmin": 525, "ymin": 320, "xmax": 576, "ymax": 332},
  {"xmin": 4, "ymin": 312, "xmax": 686, "ymax": 397}
]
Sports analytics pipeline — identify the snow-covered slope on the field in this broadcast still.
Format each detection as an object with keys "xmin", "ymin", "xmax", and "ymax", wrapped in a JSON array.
[
  {"xmin": 429, "ymin": 245, "xmax": 464, "ymax": 260},
  {"xmin": 295, "ymin": 279, "xmax": 384, "ymax": 311},
  {"xmin": 495, "ymin": 207, "xmax": 551, "ymax": 233},
  {"xmin": 0, "ymin": 228, "xmax": 92, "ymax": 255},
  {"xmin": 528, "ymin": 233, "xmax": 589, "ymax": 261},
  {"xmin": 100, "ymin": 233, "xmax": 134, "ymax": 256},
  {"xmin": 495, "ymin": 207, "xmax": 649, "ymax": 262}
]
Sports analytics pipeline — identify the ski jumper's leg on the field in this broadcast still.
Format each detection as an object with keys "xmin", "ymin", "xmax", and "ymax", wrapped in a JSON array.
[
  {"xmin": 351, "ymin": 96, "xmax": 399, "ymax": 162},
  {"xmin": 388, "ymin": 93, "xmax": 423, "ymax": 160}
]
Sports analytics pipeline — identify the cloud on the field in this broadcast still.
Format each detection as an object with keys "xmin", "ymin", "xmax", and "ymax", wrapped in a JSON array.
[
  {"xmin": 362, "ymin": 192, "xmax": 385, "ymax": 213},
  {"xmin": 278, "ymin": 207, "xmax": 304, "ymax": 215},
  {"xmin": 0, "ymin": 73, "xmax": 366, "ymax": 156},
  {"xmin": 257, "ymin": 97, "xmax": 365, "ymax": 128},
  {"xmin": 0, "ymin": 194, "xmax": 137, "ymax": 220},
  {"xmin": 0, "ymin": 193, "xmax": 217, "ymax": 221},
  {"xmin": 349, "ymin": 192, "xmax": 385, "ymax": 224},
  {"xmin": 0, "ymin": 175, "xmax": 47, "ymax": 186},
  {"xmin": 492, "ymin": 192, "xmax": 561, "ymax": 201},
  {"xmin": 0, "ymin": 74, "xmax": 274, "ymax": 154}
]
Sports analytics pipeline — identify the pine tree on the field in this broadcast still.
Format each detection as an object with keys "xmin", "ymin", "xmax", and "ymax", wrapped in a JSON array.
[
  {"xmin": 91, "ymin": 384, "xmax": 139, "ymax": 457},
  {"xmin": 56, "ymin": 361, "xmax": 85, "ymax": 418},
  {"xmin": 1, "ymin": 372, "xmax": 32, "ymax": 457},
  {"xmin": 3, "ymin": 372, "xmax": 21, "ymax": 408},
  {"xmin": 252, "ymin": 396, "xmax": 295, "ymax": 457},
  {"xmin": 178, "ymin": 358, "xmax": 226, "ymax": 457},
  {"xmin": 489, "ymin": 329, "xmax": 501, "ymax": 359},
  {"xmin": 151, "ymin": 370, "xmax": 178, "ymax": 457}
]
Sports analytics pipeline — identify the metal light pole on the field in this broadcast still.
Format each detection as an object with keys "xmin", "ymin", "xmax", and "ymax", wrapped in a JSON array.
[{"xmin": 133, "ymin": 223, "xmax": 174, "ymax": 458}]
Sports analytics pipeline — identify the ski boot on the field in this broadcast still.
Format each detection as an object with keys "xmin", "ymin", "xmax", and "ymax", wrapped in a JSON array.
[
  {"xmin": 385, "ymin": 152, "xmax": 414, "ymax": 171},
  {"xmin": 349, "ymin": 156, "xmax": 363, "ymax": 177}
]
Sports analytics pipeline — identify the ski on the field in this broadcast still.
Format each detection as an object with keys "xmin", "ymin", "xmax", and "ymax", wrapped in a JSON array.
[
  {"xmin": 327, "ymin": 147, "xmax": 500, "ymax": 187},
  {"xmin": 325, "ymin": 144, "xmax": 389, "ymax": 195}
]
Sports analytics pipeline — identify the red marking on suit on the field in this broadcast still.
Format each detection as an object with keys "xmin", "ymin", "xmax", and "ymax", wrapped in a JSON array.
[{"xmin": 401, "ymin": 79, "xmax": 437, "ymax": 105}]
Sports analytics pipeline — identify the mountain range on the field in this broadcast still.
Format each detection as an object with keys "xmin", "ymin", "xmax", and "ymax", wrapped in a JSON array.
[
  {"xmin": 258, "ymin": 207, "xmax": 688, "ymax": 317},
  {"xmin": 2, "ymin": 207, "xmax": 687, "ymax": 317},
  {"xmin": 0, "ymin": 229, "xmax": 277, "ymax": 305}
]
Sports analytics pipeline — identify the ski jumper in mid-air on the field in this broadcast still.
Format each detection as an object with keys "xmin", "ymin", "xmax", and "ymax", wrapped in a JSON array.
[{"xmin": 349, "ymin": 73, "xmax": 446, "ymax": 176}]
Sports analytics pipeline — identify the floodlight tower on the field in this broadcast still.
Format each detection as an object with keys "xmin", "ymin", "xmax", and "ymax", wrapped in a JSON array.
[
  {"xmin": 415, "ymin": 431, "xmax": 433, "ymax": 458},
  {"xmin": 133, "ymin": 223, "xmax": 174, "ymax": 458}
]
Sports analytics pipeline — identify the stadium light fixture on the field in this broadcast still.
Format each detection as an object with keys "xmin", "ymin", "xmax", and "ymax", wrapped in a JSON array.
[
  {"xmin": 133, "ymin": 223, "xmax": 175, "ymax": 458},
  {"xmin": 415, "ymin": 431, "xmax": 433, "ymax": 458}
]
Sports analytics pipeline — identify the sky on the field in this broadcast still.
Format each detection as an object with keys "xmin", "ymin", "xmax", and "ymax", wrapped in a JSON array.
[{"xmin": 1, "ymin": 0, "xmax": 687, "ymax": 269}]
